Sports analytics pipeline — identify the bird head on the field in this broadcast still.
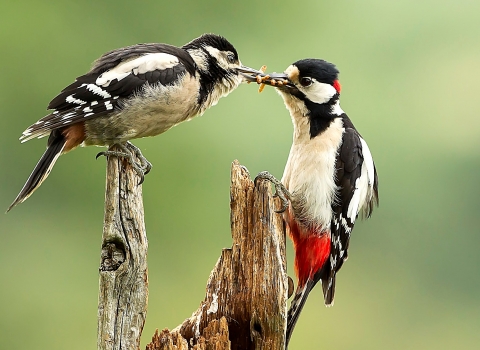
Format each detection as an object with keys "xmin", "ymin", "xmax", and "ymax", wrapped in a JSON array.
[
  {"xmin": 183, "ymin": 34, "xmax": 261, "ymax": 109},
  {"xmin": 244, "ymin": 58, "xmax": 341, "ymax": 102},
  {"xmin": 183, "ymin": 34, "xmax": 260, "ymax": 87},
  {"xmin": 242, "ymin": 59, "xmax": 344, "ymax": 137}
]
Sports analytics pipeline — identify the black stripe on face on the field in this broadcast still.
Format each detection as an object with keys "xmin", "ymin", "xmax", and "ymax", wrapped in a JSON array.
[
  {"xmin": 280, "ymin": 85, "xmax": 340, "ymax": 138},
  {"xmin": 196, "ymin": 48, "xmax": 236, "ymax": 105}
]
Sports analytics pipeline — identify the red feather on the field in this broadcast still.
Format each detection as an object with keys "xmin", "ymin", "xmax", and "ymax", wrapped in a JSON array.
[
  {"xmin": 286, "ymin": 210, "xmax": 331, "ymax": 287},
  {"xmin": 333, "ymin": 79, "xmax": 342, "ymax": 93}
]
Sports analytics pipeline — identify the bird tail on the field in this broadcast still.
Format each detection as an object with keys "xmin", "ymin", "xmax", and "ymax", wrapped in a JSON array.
[
  {"xmin": 286, "ymin": 279, "xmax": 317, "ymax": 348},
  {"xmin": 286, "ymin": 271, "xmax": 337, "ymax": 347},
  {"xmin": 321, "ymin": 271, "xmax": 337, "ymax": 306},
  {"xmin": 7, "ymin": 133, "xmax": 66, "ymax": 212}
]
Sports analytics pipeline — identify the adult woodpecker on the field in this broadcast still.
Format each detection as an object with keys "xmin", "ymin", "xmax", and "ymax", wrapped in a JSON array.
[
  {"xmin": 8, "ymin": 34, "xmax": 260, "ymax": 212},
  {"xmin": 244, "ymin": 59, "xmax": 379, "ymax": 345}
]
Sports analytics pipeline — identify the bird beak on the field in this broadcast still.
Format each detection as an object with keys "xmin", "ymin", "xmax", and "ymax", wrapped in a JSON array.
[
  {"xmin": 241, "ymin": 71, "xmax": 295, "ymax": 89},
  {"xmin": 237, "ymin": 65, "xmax": 263, "ymax": 75},
  {"xmin": 237, "ymin": 66, "xmax": 264, "ymax": 82}
]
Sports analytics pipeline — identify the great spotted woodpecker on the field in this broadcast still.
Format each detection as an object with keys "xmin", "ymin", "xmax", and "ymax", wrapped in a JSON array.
[
  {"xmin": 8, "ymin": 34, "xmax": 260, "ymax": 211},
  {"xmin": 244, "ymin": 58, "xmax": 379, "ymax": 345}
]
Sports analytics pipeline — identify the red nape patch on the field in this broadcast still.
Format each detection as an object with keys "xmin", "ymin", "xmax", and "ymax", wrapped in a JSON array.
[
  {"xmin": 333, "ymin": 79, "xmax": 342, "ymax": 93},
  {"xmin": 287, "ymin": 214, "xmax": 331, "ymax": 288}
]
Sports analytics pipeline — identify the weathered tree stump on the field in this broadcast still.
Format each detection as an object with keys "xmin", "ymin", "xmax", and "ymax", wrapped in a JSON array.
[
  {"xmin": 97, "ymin": 145, "xmax": 149, "ymax": 350},
  {"xmin": 97, "ymin": 155, "xmax": 288, "ymax": 350},
  {"xmin": 146, "ymin": 161, "xmax": 288, "ymax": 350}
]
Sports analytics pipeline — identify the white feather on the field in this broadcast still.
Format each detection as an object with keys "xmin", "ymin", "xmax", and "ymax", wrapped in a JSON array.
[
  {"xmin": 359, "ymin": 138, "xmax": 375, "ymax": 189},
  {"xmin": 280, "ymin": 94, "xmax": 344, "ymax": 230},
  {"xmin": 346, "ymin": 146, "xmax": 373, "ymax": 223},
  {"xmin": 303, "ymin": 80, "xmax": 337, "ymax": 105},
  {"xmin": 66, "ymin": 95, "xmax": 86, "ymax": 105},
  {"xmin": 83, "ymin": 83, "xmax": 111, "ymax": 99},
  {"xmin": 96, "ymin": 53, "xmax": 179, "ymax": 87},
  {"xmin": 332, "ymin": 100, "xmax": 345, "ymax": 116}
]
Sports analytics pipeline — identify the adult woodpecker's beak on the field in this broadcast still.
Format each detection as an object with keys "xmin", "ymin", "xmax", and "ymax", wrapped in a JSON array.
[{"xmin": 240, "ymin": 70, "xmax": 295, "ymax": 89}]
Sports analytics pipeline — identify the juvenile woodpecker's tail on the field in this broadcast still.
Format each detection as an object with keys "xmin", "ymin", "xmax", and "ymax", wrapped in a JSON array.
[{"xmin": 7, "ymin": 133, "xmax": 66, "ymax": 212}]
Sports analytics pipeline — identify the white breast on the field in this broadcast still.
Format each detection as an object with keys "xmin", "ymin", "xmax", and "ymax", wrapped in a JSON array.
[{"xmin": 281, "ymin": 95, "xmax": 344, "ymax": 230}]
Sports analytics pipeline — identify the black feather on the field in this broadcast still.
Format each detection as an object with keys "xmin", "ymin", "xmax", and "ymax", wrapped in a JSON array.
[
  {"xmin": 25, "ymin": 45, "xmax": 195, "ymax": 141},
  {"xmin": 8, "ymin": 132, "xmax": 66, "ymax": 212},
  {"xmin": 286, "ymin": 280, "xmax": 317, "ymax": 348},
  {"xmin": 183, "ymin": 34, "xmax": 239, "ymax": 105},
  {"xmin": 318, "ymin": 115, "xmax": 379, "ymax": 303},
  {"xmin": 306, "ymin": 95, "xmax": 339, "ymax": 138},
  {"xmin": 293, "ymin": 58, "xmax": 339, "ymax": 85},
  {"xmin": 90, "ymin": 43, "xmax": 196, "ymax": 76},
  {"xmin": 182, "ymin": 33, "xmax": 238, "ymax": 60}
]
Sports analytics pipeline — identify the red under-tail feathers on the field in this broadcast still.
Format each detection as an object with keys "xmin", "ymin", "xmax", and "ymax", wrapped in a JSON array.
[{"xmin": 285, "ymin": 208, "xmax": 332, "ymax": 346}]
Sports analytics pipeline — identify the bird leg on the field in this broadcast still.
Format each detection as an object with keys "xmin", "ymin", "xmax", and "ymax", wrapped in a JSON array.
[
  {"xmin": 254, "ymin": 171, "xmax": 291, "ymax": 213},
  {"xmin": 96, "ymin": 141, "xmax": 152, "ymax": 185}
]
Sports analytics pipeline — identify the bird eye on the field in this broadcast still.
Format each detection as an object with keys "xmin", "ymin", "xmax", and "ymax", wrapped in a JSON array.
[
  {"xmin": 300, "ymin": 77, "xmax": 313, "ymax": 87},
  {"xmin": 227, "ymin": 53, "xmax": 236, "ymax": 63}
]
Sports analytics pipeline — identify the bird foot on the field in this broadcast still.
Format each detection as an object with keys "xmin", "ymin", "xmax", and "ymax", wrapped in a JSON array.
[
  {"xmin": 96, "ymin": 142, "xmax": 152, "ymax": 185},
  {"xmin": 254, "ymin": 171, "xmax": 291, "ymax": 213}
]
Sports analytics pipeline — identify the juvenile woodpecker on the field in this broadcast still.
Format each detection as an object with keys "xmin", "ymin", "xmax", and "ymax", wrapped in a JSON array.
[
  {"xmin": 245, "ymin": 59, "xmax": 379, "ymax": 345},
  {"xmin": 8, "ymin": 34, "xmax": 260, "ymax": 211}
]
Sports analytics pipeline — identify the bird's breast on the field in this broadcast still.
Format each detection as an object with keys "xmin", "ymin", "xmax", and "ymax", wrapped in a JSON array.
[
  {"xmin": 84, "ymin": 75, "xmax": 200, "ymax": 145},
  {"xmin": 283, "ymin": 118, "xmax": 344, "ymax": 230}
]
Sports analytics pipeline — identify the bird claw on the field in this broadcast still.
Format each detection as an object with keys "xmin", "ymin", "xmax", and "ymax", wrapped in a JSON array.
[
  {"xmin": 96, "ymin": 142, "xmax": 152, "ymax": 185},
  {"xmin": 254, "ymin": 171, "xmax": 291, "ymax": 213}
]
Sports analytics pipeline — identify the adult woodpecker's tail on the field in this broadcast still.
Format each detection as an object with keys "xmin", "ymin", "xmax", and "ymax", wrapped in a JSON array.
[
  {"xmin": 286, "ymin": 280, "xmax": 316, "ymax": 347},
  {"xmin": 7, "ymin": 132, "xmax": 66, "ymax": 212},
  {"xmin": 286, "ymin": 272, "xmax": 337, "ymax": 348}
]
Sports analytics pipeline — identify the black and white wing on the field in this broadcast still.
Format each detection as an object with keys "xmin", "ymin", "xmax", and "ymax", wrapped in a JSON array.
[
  {"xmin": 20, "ymin": 44, "xmax": 196, "ymax": 142},
  {"xmin": 322, "ymin": 116, "xmax": 379, "ymax": 304}
]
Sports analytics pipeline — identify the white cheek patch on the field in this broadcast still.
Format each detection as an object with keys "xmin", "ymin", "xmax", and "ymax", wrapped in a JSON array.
[
  {"xmin": 204, "ymin": 46, "xmax": 220, "ymax": 59},
  {"xmin": 303, "ymin": 80, "xmax": 337, "ymax": 104},
  {"xmin": 332, "ymin": 100, "xmax": 345, "ymax": 116},
  {"xmin": 188, "ymin": 48, "xmax": 209, "ymax": 72},
  {"xmin": 96, "ymin": 53, "xmax": 179, "ymax": 87},
  {"xmin": 204, "ymin": 46, "xmax": 230, "ymax": 70}
]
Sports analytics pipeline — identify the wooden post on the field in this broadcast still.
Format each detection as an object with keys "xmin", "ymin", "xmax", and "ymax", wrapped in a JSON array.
[
  {"xmin": 97, "ymin": 146, "xmax": 149, "ymax": 350},
  {"xmin": 146, "ymin": 160, "xmax": 289, "ymax": 350},
  {"xmin": 96, "ymin": 156, "xmax": 288, "ymax": 349}
]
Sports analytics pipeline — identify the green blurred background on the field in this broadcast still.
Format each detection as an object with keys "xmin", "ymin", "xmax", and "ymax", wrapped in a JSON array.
[{"xmin": 1, "ymin": 1, "xmax": 479, "ymax": 349}]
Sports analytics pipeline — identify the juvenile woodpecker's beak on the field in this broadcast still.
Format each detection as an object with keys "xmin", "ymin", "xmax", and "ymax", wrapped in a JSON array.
[
  {"xmin": 237, "ymin": 66, "xmax": 263, "ymax": 82},
  {"xmin": 237, "ymin": 66, "xmax": 263, "ymax": 74}
]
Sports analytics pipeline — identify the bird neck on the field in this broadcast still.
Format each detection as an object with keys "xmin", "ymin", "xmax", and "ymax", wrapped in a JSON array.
[
  {"xmin": 186, "ymin": 47, "xmax": 241, "ymax": 114},
  {"xmin": 280, "ymin": 91, "xmax": 344, "ymax": 140},
  {"xmin": 306, "ymin": 96, "xmax": 344, "ymax": 138}
]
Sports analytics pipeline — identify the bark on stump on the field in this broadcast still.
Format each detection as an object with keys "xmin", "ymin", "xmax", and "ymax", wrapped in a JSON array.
[
  {"xmin": 146, "ymin": 161, "xmax": 288, "ymax": 350},
  {"xmin": 97, "ymin": 146, "xmax": 149, "ymax": 350},
  {"xmin": 97, "ymin": 154, "xmax": 288, "ymax": 350}
]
